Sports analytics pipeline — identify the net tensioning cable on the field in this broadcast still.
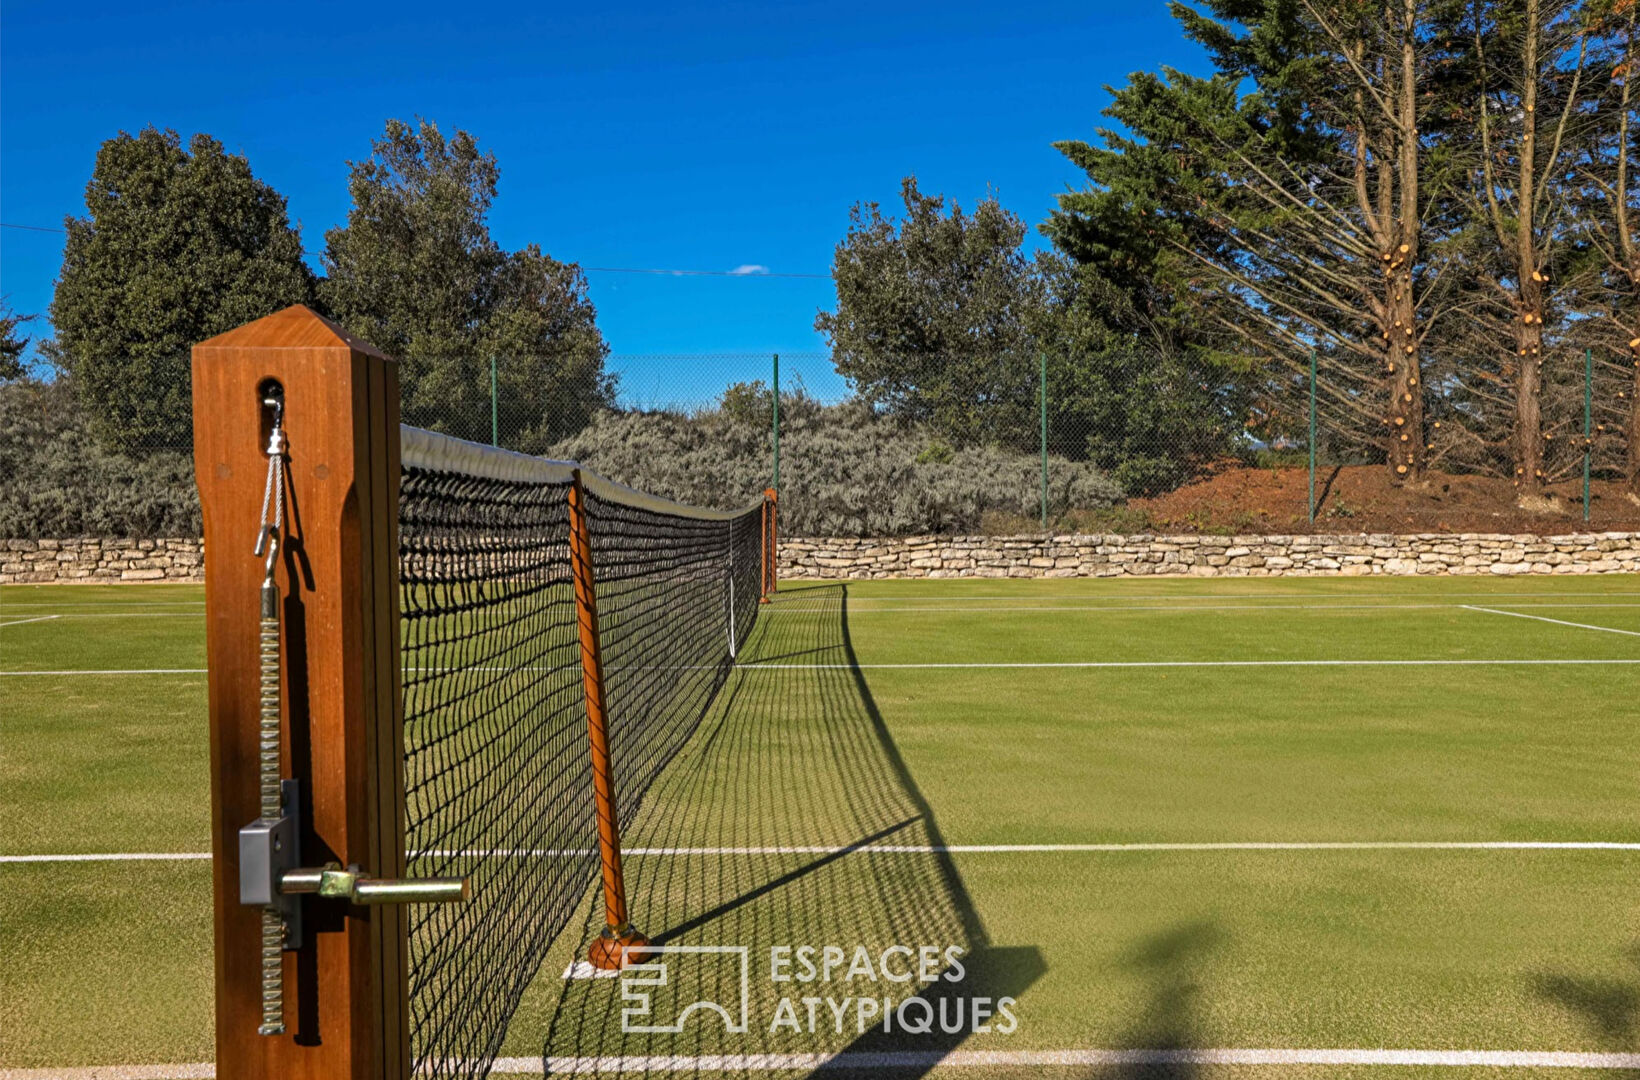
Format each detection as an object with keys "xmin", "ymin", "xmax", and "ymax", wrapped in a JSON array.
[{"xmin": 397, "ymin": 425, "xmax": 765, "ymax": 1079}]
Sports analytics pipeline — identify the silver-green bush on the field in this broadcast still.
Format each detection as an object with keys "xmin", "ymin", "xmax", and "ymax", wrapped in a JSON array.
[
  {"xmin": 551, "ymin": 399, "xmax": 1121, "ymax": 536},
  {"xmin": 0, "ymin": 379, "xmax": 201, "ymax": 539}
]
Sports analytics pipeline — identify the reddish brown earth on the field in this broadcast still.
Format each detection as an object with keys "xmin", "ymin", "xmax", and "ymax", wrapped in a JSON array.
[{"xmin": 1125, "ymin": 464, "xmax": 1640, "ymax": 535}]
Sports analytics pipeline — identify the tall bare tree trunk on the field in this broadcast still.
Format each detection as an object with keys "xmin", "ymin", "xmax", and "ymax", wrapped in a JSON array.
[
  {"xmin": 1386, "ymin": 241, "xmax": 1425, "ymax": 482},
  {"xmin": 1390, "ymin": 0, "xmax": 1426, "ymax": 484},
  {"xmin": 1617, "ymin": 14, "xmax": 1640, "ymax": 493},
  {"xmin": 1630, "ymin": 328, "xmax": 1640, "ymax": 492},
  {"xmin": 1513, "ymin": 0, "xmax": 1546, "ymax": 494}
]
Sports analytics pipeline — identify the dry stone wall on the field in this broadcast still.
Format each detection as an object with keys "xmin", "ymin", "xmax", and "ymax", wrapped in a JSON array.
[
  {"xmin": 2, "ymin": 538, "xmax": 204, "ymax": 583},
  {"xmin": 779, "ymin": 533, "xmax": 1640, "ymax": 578},
  {"xmin": 6, "ymin": 533, "xmax": 1640, "ymax": 585}
]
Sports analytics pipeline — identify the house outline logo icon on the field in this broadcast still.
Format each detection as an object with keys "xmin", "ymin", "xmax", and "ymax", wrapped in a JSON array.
[{"xmin": 620, "ymin": 945, "xmax": 751, "ymax": 1034}]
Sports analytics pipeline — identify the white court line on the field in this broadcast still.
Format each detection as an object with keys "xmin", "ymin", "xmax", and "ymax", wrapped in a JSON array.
[
  {"xmin": 0, "ymin": 615, "xmax": 59, "ymax": 628},
  {"xmin": 22, "ymin": 1047, "xmax": 1630, "ymax": 1077},
  {"xmin": 1, "ymin": 611, "xmax": 204, "ymax": 619},
  {"xmin": 785, "ymin": 589, "xmax": 1640, "ymax": 601},
  {"xmin": 0, "ymin": 602, "xmax": 205, "ymax": 609},
  {"xmin": 0, "ymin": 668, "xmax": 206, "ymax": 676},
  {"xmin": 521, "ymin": 1049, "xmax": 1640, "ymax": 1072},
  {"xmin": 786, "ymin": 602, "xmax": 1640, "ymax": 614},
  {"xmin": 0, "ymin": 1068, "xmax": 216, "ymax": 1080},
  {"xmin": 0, "ymin": 603, "xmax": 204, "ymax": 610},
  {"xmin": 1463, "ymin": 605, "xmax": 1640, "ymax": 637},
  {"xmin": 7, "ymin": 841, "xmax": 1636, "ymax": 865},
  {"xmin": 742, "ymin": 659, "xmax": 1640, "ymax": 670},
  {"xmin": 0, "ymin": 852, "xmax": 212, "ymax": 863},
  {"xmin": 5, "ymin": 602, "xmax": 1638, "ymax": 620},
  {"xmin": 9, "ymin": 658, "xmax": 1640, "ymax": 678},
  {"xmin": 10, "ymin": 658, "xmax": 1640, "ymax": 677}
]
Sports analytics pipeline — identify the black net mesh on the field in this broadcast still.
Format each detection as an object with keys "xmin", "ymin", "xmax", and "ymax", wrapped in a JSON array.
[
  {"xmin": 542, "ymin": 584, "xmax": 1041, "ymax": 1079},
  {"xmin": 399, "ymin": 457, "xmax": 763, "ymax": 1079},
  {"xmin": 587, "ymin": 489, "xmax": 764, "ymax": 824}
]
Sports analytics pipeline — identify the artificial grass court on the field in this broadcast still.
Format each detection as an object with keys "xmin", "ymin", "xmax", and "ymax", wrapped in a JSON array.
[{"xmin": 2, "ymin": 576, "xmax": 1639, "ymax": 1078}]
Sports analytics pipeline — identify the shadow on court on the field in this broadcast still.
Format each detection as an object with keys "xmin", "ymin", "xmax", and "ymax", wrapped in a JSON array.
[
  {"xmin": 1532, "ymin": 943, "xmax": 1640, "ymax": 1051},
  {"xmin": 1077, "ymin": 920, "xmax": 1223, "ymax": 1080},
  {"xmin": 542, "ymin": 583, "xmax": 1044, "ymax": 1076}
]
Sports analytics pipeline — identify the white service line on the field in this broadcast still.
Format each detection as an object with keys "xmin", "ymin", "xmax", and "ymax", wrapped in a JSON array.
[
  {"xmin": 0, "ymin": 611, "xmax": 205, "ymax": 619},
  {"xmin": 0, "ymin": 615, "xmax": 59, "ymax": 628},
  {"xmin": 786, "ymin": 590, "xmax": 1640, "ymax": 602},
  {"xmin": 8, "ymin": 1048, "xmax": 1640, "ymax": 1077},
  {"xmin": 9, "ymin": 658, "xmax": 1640, "ymax": 677},
  {"xmin": 742, "ymin": 658, "xmax": 1640, "ymax": 670},
  {"xmin": 781, "ymin": 601, "xmax": 1640, "ymax": 614},
  {"xmin": 0, "ymin": 601, "xmax": 205, "ymax": 608},
  {"xmin": 0, "ymin": 852, "xmax": 211, "ymax": 863},
  {"xmin": 0, "ymin": 668, "xmax": 206, "ymax": 676},
  {"xmin": 523, "ymin": 1049, "xmax": 1640, "ymax": 1073},
  {"xmin": 0, "ymin": 1068, "xmax": 215, "ymax": 1080},
  {"xmin": 7, "ymin": 840, "xmax": 1636, "ymax": 865},
  {"xmin": 1462, "ymin": 604, "xmax": 1640, "ymax": 637}
]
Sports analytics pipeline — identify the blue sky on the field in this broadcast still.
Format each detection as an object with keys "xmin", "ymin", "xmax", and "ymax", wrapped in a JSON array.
[{"xmin": 1, "ymin": 0, "xmax": 1202, "ymax": 401}]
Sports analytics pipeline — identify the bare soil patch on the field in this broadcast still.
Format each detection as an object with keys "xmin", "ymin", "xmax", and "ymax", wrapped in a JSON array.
[{"xmin": 1119, "ymin": 463, "xmax": 1640, "ymax": 535}]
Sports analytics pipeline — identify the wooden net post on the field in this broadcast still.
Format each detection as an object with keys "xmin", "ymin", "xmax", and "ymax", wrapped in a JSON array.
[
  {"xmin": 193, "ymin": 306, "xmax": 408, "ymax": 1079},
  {"xmin": 760, "ymin": 487, "xmax": 779, "ymax": 602},
  {"xmin": 566, "ymin": 470, "xmax": 650, "ymax": 970}
]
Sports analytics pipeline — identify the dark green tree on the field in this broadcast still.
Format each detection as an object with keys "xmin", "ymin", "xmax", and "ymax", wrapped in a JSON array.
[
  {"xmin": 1051, "ymin": 0, "xmax": 1471, "ymax": 484},
  {"xmin": 46, "ymin": 127, "xmax": 314, "ymax": 451},
  {"xmin": 815, "ymin": 177, "xmax": 1046, "ymax": 449},
  {"xmin": 320, "ymin": 119, "xmax": 611, "ymax": 449},
  {"xmin": 1033, "ymin": 255, "xmax": 1246, "ymax": 494},
  {"xmin": 1, "ymin": 300, "xmax": 33, "ymax": 381}
]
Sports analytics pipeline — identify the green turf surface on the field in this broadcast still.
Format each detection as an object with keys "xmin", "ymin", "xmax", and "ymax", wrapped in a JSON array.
[{"xmin": 2, "ymin": 576, "xmax": 1638, "ymax": 1076}]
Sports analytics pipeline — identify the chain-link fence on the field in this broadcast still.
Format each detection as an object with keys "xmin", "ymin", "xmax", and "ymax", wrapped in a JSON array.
[{"xmin": 4, "ymin": 345, "xmax": 1638, "ymax": 540}]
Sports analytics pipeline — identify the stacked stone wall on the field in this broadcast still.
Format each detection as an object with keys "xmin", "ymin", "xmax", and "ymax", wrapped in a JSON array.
[
  {"xmin": 7, "ymin": 533, "xmax": 1640, "ymax": 585},
  {"xmin": 777, "ymin": 533, "xmax": 1640, "ymax": 578}
]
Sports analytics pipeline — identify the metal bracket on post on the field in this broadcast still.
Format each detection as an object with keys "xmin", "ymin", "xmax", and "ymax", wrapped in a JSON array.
[
  {"xmin": 239, "ymin": 779, "xmax": 303, "ymax": 949},
  {"xmin": 239, "ymin": 779, "xmax": 467, "ymax": 934}
]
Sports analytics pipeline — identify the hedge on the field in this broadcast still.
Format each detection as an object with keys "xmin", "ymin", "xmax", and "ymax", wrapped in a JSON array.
[{"xmin": 0, "ymin": 382, "xmax": 1119, "ymax": 539}]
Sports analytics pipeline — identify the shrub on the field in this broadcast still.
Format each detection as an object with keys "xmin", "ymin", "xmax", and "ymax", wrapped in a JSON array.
[
  {"xmin": 550, "ymin": 401, "xmax": 1121, "ymax": 536},
  {"xmin": 0, "ymin": 382, "xmax": 1120, "ymax": 540},
  {"xmin": 1113, "ymin": 455, "xmax": 1190, "ymax": 497},
  {"xmin": 0, "ymin": 379, "xmax": 200, "ymax": 539}
]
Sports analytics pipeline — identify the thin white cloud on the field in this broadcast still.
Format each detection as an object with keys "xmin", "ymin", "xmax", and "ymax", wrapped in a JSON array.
[{"xmin": 728, "ymin": 264, "xmax": 770, "ymax": 276}]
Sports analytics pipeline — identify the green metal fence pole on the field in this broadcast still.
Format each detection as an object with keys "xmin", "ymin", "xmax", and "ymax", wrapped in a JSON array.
[
  {"xmin": 490, "ymin": 355, "xmax": 499, "ymax": 448},
  {"xmin": 1584, "ymin": 347, "xmax": 1593, "ymax": 522},
  {"xmin": 772, "ymin": 353, "xmax": 781, "ymax": 493},
  {"xmin": 1308, "ymin": 350, "xmax": 1317, "ymax": 522},
  {"xmin": 1039, "ymin": 350, "xmax": 1048, "ymax": 530}
]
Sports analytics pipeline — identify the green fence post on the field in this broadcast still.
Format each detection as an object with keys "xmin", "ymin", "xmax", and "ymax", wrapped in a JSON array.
[
  {"xmin": 490, "ymin": 354, "xmax": 499, "ymax": 448},
  {"xmin": 772, "ymin": 352, "xmax": 780, "ymax": 493},
  {"xmin": 1039, "ymin": 350, "xmax": 1049, "ymax": 531},
  {"xmin": 1584, "ymin": 347, "xmax": 1593, "ymax": 522},
  {"xmin": 1308, "ymin": 350, "xmax": 1317, "ymax": 522}
]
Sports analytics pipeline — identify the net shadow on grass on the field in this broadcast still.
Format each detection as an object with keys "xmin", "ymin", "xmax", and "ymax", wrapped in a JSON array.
[{"xmin": 543, "ymin": 583, "xmax": 1044, "ymax": 1077}]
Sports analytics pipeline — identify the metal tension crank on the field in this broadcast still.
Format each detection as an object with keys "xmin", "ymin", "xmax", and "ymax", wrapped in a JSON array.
[{"xmin": 239, "ymin": 389, "xmax": 466, "ymax": 1038}]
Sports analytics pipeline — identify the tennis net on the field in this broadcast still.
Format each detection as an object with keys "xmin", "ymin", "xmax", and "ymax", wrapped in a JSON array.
[{"xmin": 397, "ymin": 425, "xmax": 766, "ymax": 1078}]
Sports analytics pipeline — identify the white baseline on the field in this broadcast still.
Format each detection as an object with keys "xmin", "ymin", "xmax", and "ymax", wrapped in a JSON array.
[
  {"xmin": 5, "ymin": 840, "xmax": 1637, "ymax": 865},
  {"xmin": 741, "ymin": 658, "xmax": 1640, "ymax": 669},
  {"xmin": 8, "ymin": 1047, "xmax": 1640, "ymax": 1077}
]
